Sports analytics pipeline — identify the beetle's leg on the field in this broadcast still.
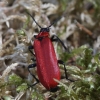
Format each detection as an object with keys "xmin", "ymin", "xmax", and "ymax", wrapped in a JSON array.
[
  {"xmin": 28, "ymin": 63, "xmax": 39, "ymax": 87},
  {"xmin": 58, "ymin": 60, "xmax": 74, "ymax": 82},
  {"xmin": 51, "ymin": 35, "xmax": 69, "ymax": 52},
  {"xmin": 28, "ymin": 46, "xmax": 36, "ymax": 61},
  {"xmin": 28, "ymin": 46, "xmax": 35, "ymax": 56}
]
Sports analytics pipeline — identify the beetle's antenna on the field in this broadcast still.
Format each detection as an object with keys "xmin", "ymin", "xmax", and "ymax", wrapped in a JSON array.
[
  {"xmin": 48, "ymin": 17, "xmax": 61, "ymax": 28},
  {"xmin": 47, "ymin": 9, "xmax": 71, "ymax": 28},
  {"xmin": 26, "ymin": 11, "xmax": 42, "ymax": 29}
]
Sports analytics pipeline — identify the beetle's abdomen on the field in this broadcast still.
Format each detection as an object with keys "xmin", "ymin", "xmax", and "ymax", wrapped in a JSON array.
[{"xmin": 34, "ymin": 37, "xmax": 60, "ymax": 90}]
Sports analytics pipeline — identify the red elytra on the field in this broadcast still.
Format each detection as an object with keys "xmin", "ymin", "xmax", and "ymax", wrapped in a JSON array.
[{"xmin": 34, "ymin": 32, "xmax": 60, "ymax": 90}]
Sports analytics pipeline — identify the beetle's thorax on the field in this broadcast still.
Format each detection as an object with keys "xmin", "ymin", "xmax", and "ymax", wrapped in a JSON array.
[{"xmin": 35, "ymin": 28, "xmax": 50, "ymax": 40}]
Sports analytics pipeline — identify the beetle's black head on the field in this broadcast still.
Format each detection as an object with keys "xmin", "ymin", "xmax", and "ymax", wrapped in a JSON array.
[
  {"xmin": 50, "ymin": 86, "xmax": 59, "ymax": 92},
  {"xmin": 40, "ymin": 28, "xmax": 50, "ymax": 32}
]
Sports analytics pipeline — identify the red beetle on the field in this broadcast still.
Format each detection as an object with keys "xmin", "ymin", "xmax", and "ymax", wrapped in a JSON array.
[{"xmin": 27, "ymin": 12, "xmax": 72, "ymax": 92}]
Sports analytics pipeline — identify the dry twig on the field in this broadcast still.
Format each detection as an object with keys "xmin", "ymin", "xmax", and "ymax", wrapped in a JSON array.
[{"xmin": 75, "ymin": 20, "xmax": 93, "ymax": 36}]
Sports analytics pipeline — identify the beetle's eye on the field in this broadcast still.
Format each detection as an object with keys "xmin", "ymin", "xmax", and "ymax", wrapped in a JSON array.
[{"xmin": 46, "ymin": 28, "xmax": 49, "ymax": 32}]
